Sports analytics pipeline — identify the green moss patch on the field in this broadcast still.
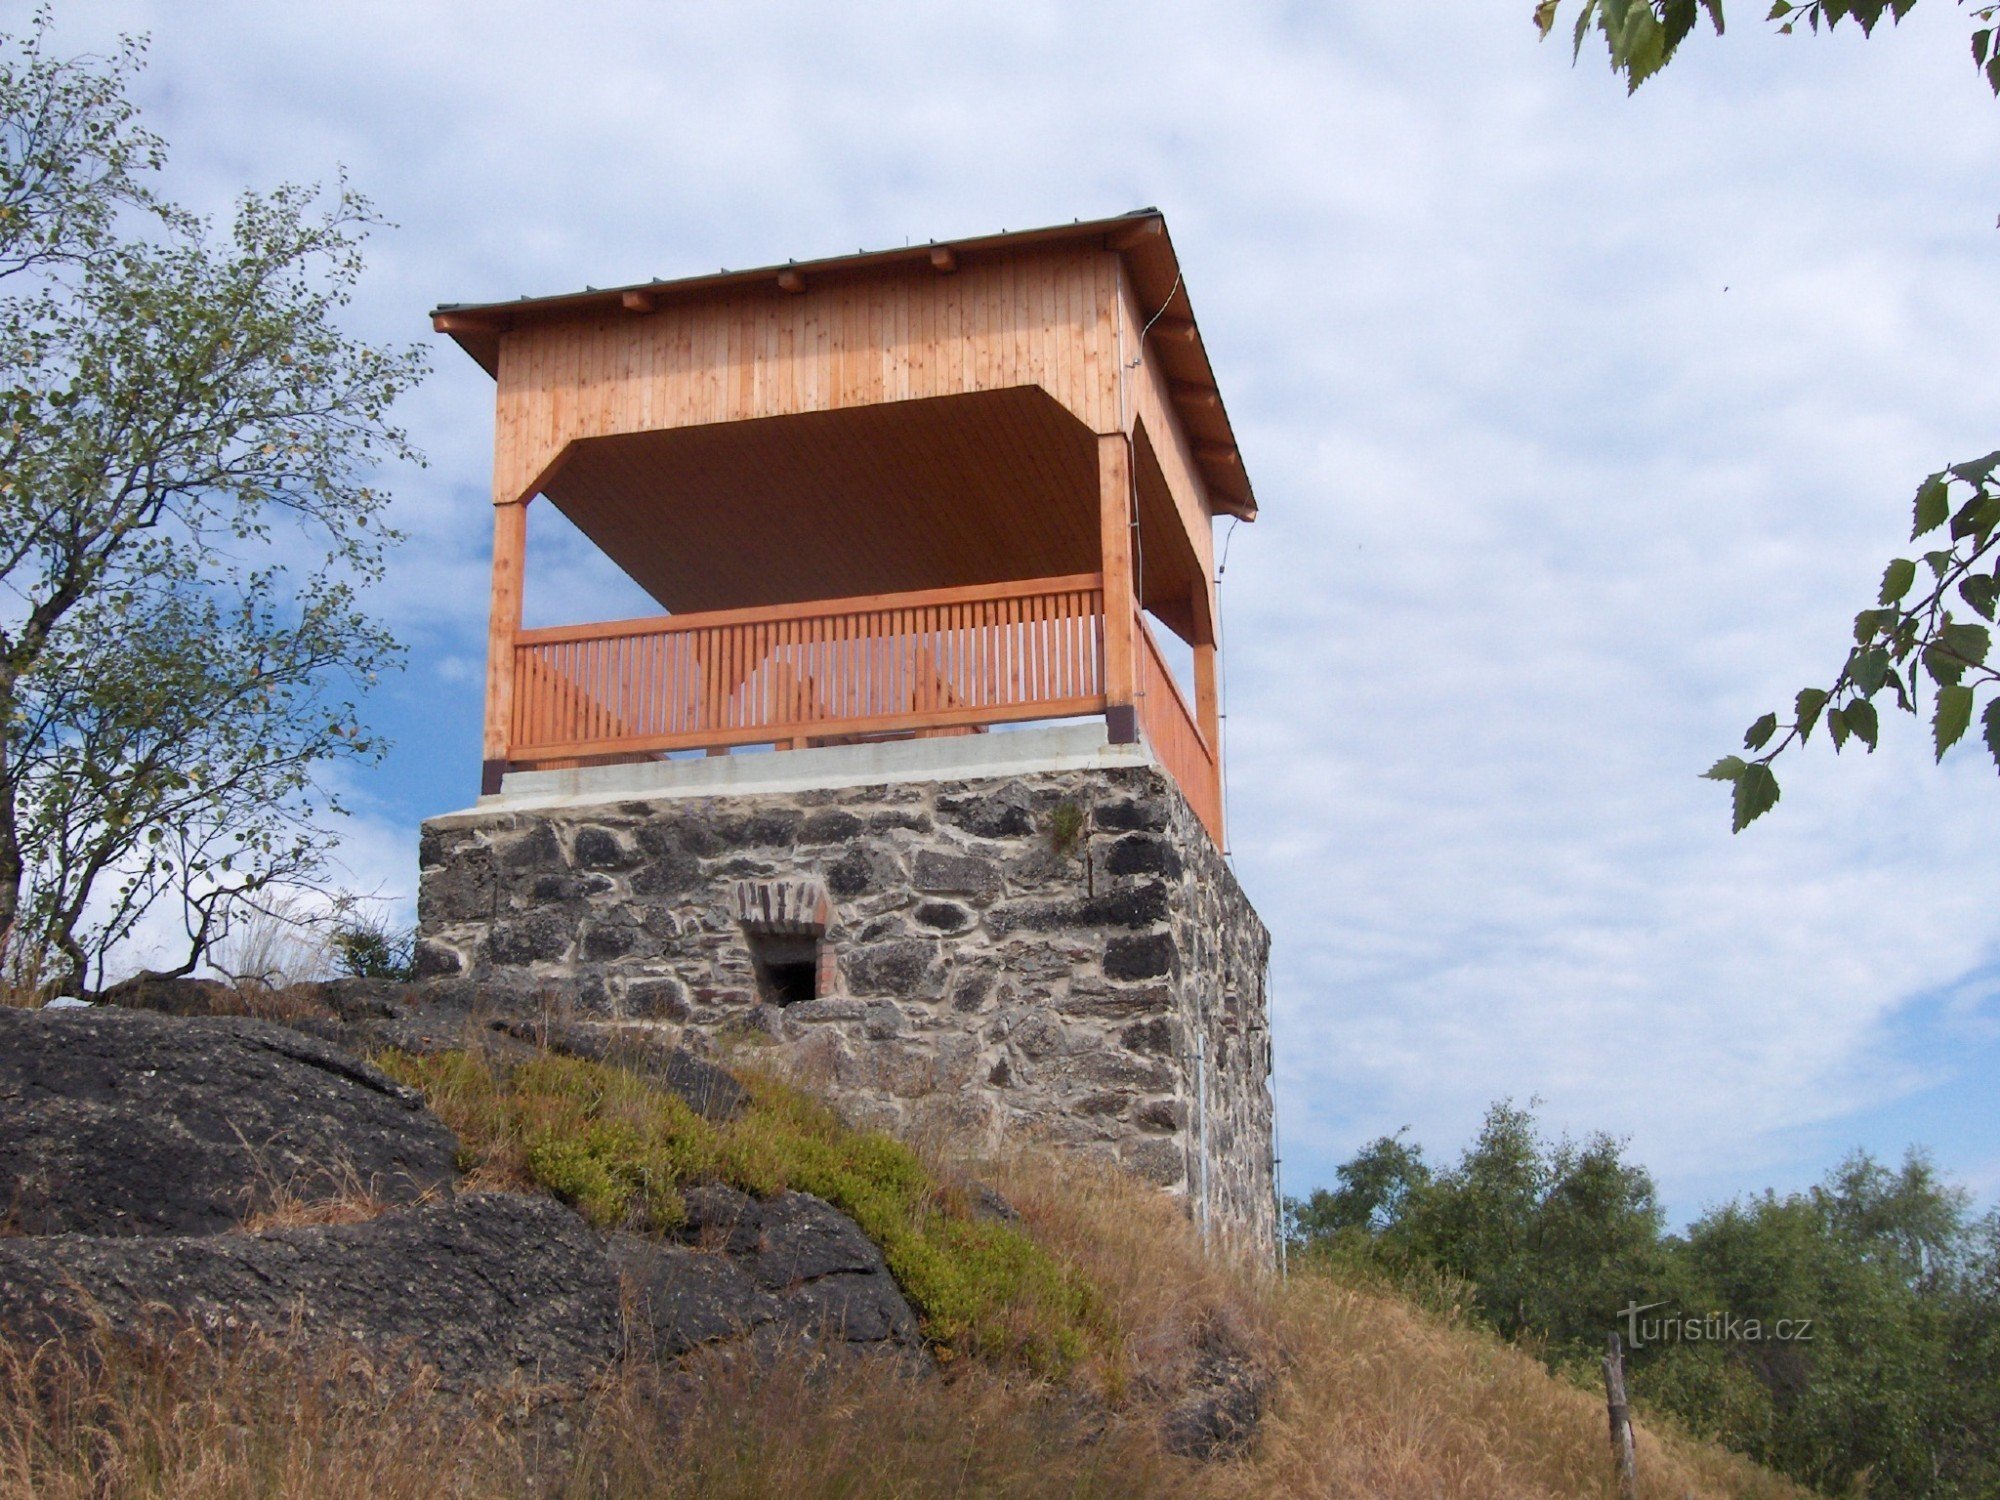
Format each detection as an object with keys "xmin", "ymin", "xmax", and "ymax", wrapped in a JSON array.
[{"xmin": 376, "ymin": 1046, "xmax": 1105, "ymax": 1374}]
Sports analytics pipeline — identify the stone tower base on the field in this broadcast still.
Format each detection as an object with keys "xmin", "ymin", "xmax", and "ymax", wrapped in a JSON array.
[{"xmin": 416, "ymin": 738, "xmax": 1274, "ymax": 1255}]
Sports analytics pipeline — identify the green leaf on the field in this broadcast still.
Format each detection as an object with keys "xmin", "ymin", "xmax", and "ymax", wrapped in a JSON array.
[
  {"xmin": 1744, "ymin": 712, "xmax": 1779, "ymax": 750},
  {"xmin": 1852, "ymin": 608, "xmax": 1897, "ymax": 645},
  {"xmin": 1703, "ymin": 754, "xmax": 1748, "ymax": 782},
  {"xmin": 1934, "ymin": 684, "xmax": 1975, "ymax": 760},
  {"xmin": 1879, "ymin": 557, "xmax": 1916, "ymax": 604},
  {"xmin": 1914, "ymin": 475, "xmax": 1951, "ymax": 538},
  {"xmin": 1852, "ymin": 646, "xmax": 1890, "ymax": 695},
  {"xmin": 1795, "ymin": 687, "xmax": 1829, "ymax": 741},
  {"xmin": 1962, "ymin": 573, "xmax": 1998, "ymax": 621},
  {"xmin": 1847, "ymin": 697, "xmax": 1879, "ymax": 750},
  {"xmin": 1983, "ymin": 697, "xmax": 2000, "ymax": 771},
  {"xmin": 1535, "ymin": 0, "xmax": 1561, "ymax": 37},
  {"xmin": 1732, "ymin": 762, "xmax": 1781, "ymax": 832}
]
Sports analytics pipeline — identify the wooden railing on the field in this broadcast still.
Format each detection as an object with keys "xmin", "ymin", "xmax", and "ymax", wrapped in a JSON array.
[
  {"xmin": 1133, "ymin": 606, "xmax": 1223, "ymax": 843},
  {"xmin": 510, "ymin": 574, "xmax": 1107, "ymax": 762}
]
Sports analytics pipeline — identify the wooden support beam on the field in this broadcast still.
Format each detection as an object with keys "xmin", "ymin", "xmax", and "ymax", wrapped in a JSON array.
[
  {"xmin": 928, "ymin": 245, "xmax": 958, "ymax": 273},
  {"xmin": 482, "ymin": 499, "xmax": 528, "ymax": 795},
  {"xmin": 1170, "ymin": 380, "xmax": 1219, "ymax": 411},
  {"xmin": 776, "ymin": 269, "xmax": 806, "ymax": 294},
  {"xmin": 1150, "ymin": 315, "xmax": 1197, "ymax": 344},
  {"xmin": 1099, "ymin": 433, "xmax": 1137, "ymax": 743},
  {"xmin": 1191, "ymin": 580, "xmax": 1222, "ymax": 834},
  {"xmin": 1195, "ymin": 440, "xmax": 1240, "ymax": 468},
  {"xmin": 432, "ymin": 313, "xmax": 491, "ymax": 336},
  {"xmin": 620, "ymin": 289, "xmax": 658, "ymax": 313}
]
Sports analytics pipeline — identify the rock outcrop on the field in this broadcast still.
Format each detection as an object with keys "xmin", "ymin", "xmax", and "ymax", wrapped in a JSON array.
[
  {"xmin": 0, "ymin": 1193, "xmax": 622, "ymax": 1388},
  {"xmin": 616, "ymin": 1184, "xmax": 921, "ymax": 1360},
  {"xmin": 0, "ymin": 1006, "xmax": 458, "ymax": 1236}
]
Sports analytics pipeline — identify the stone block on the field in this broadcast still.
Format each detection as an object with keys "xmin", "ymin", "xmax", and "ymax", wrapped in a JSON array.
[{"xmin": 911, "ymin": 849, "xmax": 1000, "ymax": 898}]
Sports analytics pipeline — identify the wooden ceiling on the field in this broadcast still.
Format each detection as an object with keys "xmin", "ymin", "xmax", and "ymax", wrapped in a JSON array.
[
  {"xmin": 543, "ymin": 387, "xmax": 1095, "ymax": 614},
  {"xmin": 539, "ymin": 384, "xmax": 1206, "ymax": 641}
]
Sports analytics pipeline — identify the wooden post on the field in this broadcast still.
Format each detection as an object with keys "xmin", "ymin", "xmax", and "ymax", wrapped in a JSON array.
[
  {"xmin": 1098, "ymin": 432, "xmax": 1137, "ymax": 743},
  {"xmin": 1603, "ymin": 1332, "xmax": 1638, "ymax": 1500},
  {"xmin": 1191, "ymin": 580, "xmax": 1225, "ymax": 838},
  {"xmin": 482, "ymin": 499, "xmax": 528, "ymax": 795}
]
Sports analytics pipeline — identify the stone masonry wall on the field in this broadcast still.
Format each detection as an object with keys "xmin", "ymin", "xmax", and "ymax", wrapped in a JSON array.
[{"xmin": 417, "ymin": 763, "xmax": 1275, "ymax": 1256}]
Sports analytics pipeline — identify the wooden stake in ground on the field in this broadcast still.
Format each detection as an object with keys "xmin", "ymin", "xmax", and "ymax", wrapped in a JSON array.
[{"xmin": 1602, "ymin": 1331, "xmax": 1638, "ymax": 1499}]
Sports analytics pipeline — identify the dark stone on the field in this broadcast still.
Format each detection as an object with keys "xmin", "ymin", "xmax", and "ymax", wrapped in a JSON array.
[
  {"xmin": 1106, "ymin": 834, "xmax": 1184, "ymax": 879},
  {"xmin": 862, "ymin": 1004, "xmax": 905, "ymax": 1039},
  {"xmin": 498, "ymin": 822, "xmax": 562, "ymax": 872},
  {"xmin": 580, "ymin": 920, "xmax": 636, "ymax": 961},
  {"xmin": 1161, "ymin": 1326, "xmax": 1273, "ymax": 1460},
  {"xmin": 989, "ymin": 882, "xmax": 1169, "ymax": 934},
  {"xmin": 1055, "ymin": 983, "xmax": 1173, "ymax": 1020},
  {"xmin": 1123, "ymin": 1137, "xmax": 1186, "ymax": 1187},
  {"xmin": 572, "ymin": 825, "xmax": 636, "ymax": 870},
  {"xmin": 89, "ymin": 976, "xmax": 238, "ymax": 1016},
  {"xmin": 800, "ymin": 809, "xmax": 864, "ymax": 844},
  {"xmin": 0, "ymin": 1194, "xmax": 622, "ymax": 1391},
  {"xmin": 911, "ymin": 849, "xmax": 1000, "ymax": 899},
  {"xmin": 749, "ymin": 1193, "xmax": 884, "ymax": 1287},
  {"xmin": 866, "ymin": 809, "xmax": 932, "ymax": 833},
  {"xmin": 631, "ymin": 850, "xmax": 702, "ymax": 899},
  {"xmin": 412, "ymin": 940, "xmax": 463, "ymax": 978},
  {"xmin": 484, "ymin": 908, "xmax": 572, "ymax": 966},
  {"xmin": 416, "ymin": 843, "xmax": 497, "ymax": 925},
  {"xmin": 950, "ymin": 969, "xmax": 995, "ymax": 1014},
  {"xmin": 913, "ymin": 901, "xmax": 973, "ymax": 934},
  {"xmin": 613, "ymin": 1236, "xmax": 780, "ymax": 1357},
  {"xmin": 844, "ymin": 939, "xmax": 936, "ymax": 997},
  {"xmin": 1136, "ymin": 1097, "xmax": 1188, "ymax": 1132},
  {"xmin": 530, "ymin": 872, "xmax": 584, "ymax": 901},
  {"xmin": 825, "ymin": 848, "xmax": 876, "ymax": 899},
  {"xmin": 1095, "ymin": 797, "xmax": 1169, "ymax": 833},
  {"xmin": 1121, "ymin": 1017, "xmax": 1178, "ymax": 1056},
  {"xmin": 637, "ymin": 817, "xmax": 725, "ymax": 860},
  {"xmin": 712, "ymin": 810, "xmax": 802, "ymax": 849},
  {"xmin": 1104, "ymin": 931, "xmax": 1175, "ymax": 981},
  {"xmin": 620, "ymin": 1191, "xmax": 921, "ymax": 1356},
  {"xmin": 987, "ymin": 1057, "xmax": 1013, "ymax": 1087},
  {"xmin": 970, "ymin": 1184, "xmax": 1018, "ymax": 1222},
  {"xmin": 936, "ymin": 791, "xmax": 1032, "ymax": 839},
  {"xmin": 786, "ymin": 1271, "xmax": 920, "ymax": 1344},
  {"xmin": 623, "ymin": 977, "xmax": 692, "ymax": 1021},
  {"xmin": 0, "ymin": 1008, "xmax": 458, "ymax": 1238},
  {"xmin": 1076, "ymin": 1090, "xmax": 1130, "ymax": 1117}
]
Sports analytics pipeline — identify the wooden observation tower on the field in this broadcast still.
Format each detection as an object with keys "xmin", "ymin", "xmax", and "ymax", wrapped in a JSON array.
[{"xmin": 432, "ymin": 209, "xmax": 1257, "ymax": 845}]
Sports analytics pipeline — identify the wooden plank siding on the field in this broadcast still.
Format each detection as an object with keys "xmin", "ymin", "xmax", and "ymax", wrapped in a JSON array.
[{"xmin": 490, "ymin": 247, "xmax": 1125, "ymax": 509}]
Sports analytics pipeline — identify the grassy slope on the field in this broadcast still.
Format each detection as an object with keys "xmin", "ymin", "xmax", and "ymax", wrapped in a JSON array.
[{"xmin": 1, "ymin": 1041, "xmax": 1803, "ymax": 1499}]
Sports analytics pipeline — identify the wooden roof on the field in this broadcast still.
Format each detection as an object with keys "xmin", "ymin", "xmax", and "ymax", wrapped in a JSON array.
[{"xmin": 433, "ymin": 209, "xmax": 1257, "ymax": 521}]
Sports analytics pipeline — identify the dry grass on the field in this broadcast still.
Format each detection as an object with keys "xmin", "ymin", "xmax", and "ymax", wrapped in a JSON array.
[
  {"xmin": 0, "ymin": 1029, "xmax": 1806, "ymax": 1499},
  {"xmin": 0, "ymin": 1147, "xmax": 1807, "ymax": 1500}
]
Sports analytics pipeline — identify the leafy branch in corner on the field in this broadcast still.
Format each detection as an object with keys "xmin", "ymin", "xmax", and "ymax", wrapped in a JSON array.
[
  {"xmin": 1704, "ymin": 456, "xmax": 2000, "ymax": 829},
  {"xmin": 1534, "ymin": 2, "xmax": 2000, "ymax": 96}
]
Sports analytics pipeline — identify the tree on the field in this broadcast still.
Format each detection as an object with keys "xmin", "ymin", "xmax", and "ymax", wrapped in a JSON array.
[
  {"xmin": 0, "ymin": 11, "xmax": 426, "ymax": 995},
  {"xmin": 1534, "ymin": 1, "xmax": 2000, "ymax": 830}
]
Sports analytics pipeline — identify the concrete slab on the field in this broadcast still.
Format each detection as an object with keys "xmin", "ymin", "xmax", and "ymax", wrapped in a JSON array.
[{"xmin": 430, "ymin": 722, "xmax": 1154, "ymax": 824}]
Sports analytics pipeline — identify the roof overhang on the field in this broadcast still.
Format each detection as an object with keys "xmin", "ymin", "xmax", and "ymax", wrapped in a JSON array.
[{"xmin": 430, "ymin": 209, "xmax": 1257, "ymax": 520}]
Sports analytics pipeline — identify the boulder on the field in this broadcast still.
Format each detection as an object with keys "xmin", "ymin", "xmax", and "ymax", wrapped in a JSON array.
[
  {"xmin": 618, "ymin": 1186, "xmax": 921, "ymax": 1361},
  {"xmin": 0, "ymin": 1007, "xmax": 458, "ymax": 1237},
  {"xmin": 0, "ymin": 1193, "xmax": 621, "ymax": 1390}
]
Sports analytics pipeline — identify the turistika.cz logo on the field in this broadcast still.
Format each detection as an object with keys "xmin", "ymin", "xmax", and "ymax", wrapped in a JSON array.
[{"xmin": 1617, "ymin": 1301, "xmax": 1814, "ymax": 1349}]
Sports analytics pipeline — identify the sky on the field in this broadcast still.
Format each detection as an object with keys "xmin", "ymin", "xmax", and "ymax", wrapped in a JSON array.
[{"xmin": 42, "ymin": 0, "xmax": 2000, "ymax": 1225}]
